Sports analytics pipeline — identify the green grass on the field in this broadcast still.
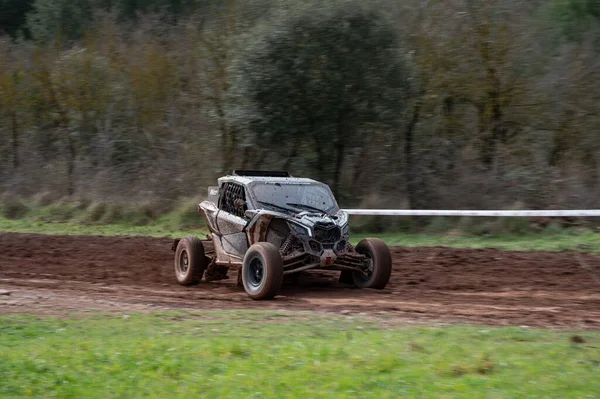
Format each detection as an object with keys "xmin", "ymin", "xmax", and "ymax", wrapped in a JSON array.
[
  {"xmin": 362, "ymin": 230, "xmax": 600, "ymax": 252},
  {"xmin": 0, "ymin": 216, "xmax": 210, "ymax": 239},
  {"xmin": 1, "ymin": 199, "xmax": 599, "ymax": 251},
  {"xmin": 0, "ymin": 311, "xmax": 598, "ymax": 398},
  {"xmin": 1, "ymin": 215, "xmax": 599, "ymax": 251}
]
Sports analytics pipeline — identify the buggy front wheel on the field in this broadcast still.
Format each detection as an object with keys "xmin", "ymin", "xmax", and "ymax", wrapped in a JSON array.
[
  {"xmin": 352, "ymin": 238, "xmax": 392, "ymax": 289},
  {"xmin": 241, "ymin": 242, "xmax": 283, "ymax": 300}
]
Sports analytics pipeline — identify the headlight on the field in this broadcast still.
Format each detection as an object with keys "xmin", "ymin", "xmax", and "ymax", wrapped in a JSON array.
[
  {"xmin": 336, "ymin": 210, "xmax": 349, "ymax": 235},
  {"xmin": 341, "ymin": 223, "xmax": 350, "ymax": 236},
  {"xmin": 309, "ymin": 240, "xmax": 322, "ymax": 252},
  {"xmin": 289, "ymin": 222, "xmax": 311, "ymax": 236}
]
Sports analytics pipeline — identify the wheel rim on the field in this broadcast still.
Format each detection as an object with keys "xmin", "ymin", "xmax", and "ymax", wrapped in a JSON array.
[
  {"xmin": 246, "ymin": 256, "xmax": 265, "ymax": 289},
  {"xmin": 356, "ymin": 252, "xmax": 374, "ymax": 283},
  {"xmin": 178, "ymin": 250, "xmax": 189, "ymax": 277}
]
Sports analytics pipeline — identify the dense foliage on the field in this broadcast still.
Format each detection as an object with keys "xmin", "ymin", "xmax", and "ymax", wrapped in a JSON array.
[
  {"xmin": 228, "ymin": 2, "xmax": 408, "ymax": 196},
  {"xmin": 0, "ymin": 0, "xmax": 599, "ymax": 210}
]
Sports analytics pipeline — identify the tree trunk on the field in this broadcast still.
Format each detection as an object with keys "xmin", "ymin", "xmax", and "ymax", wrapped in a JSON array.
[
  {"xmin": 333, "ymin": 131, "xmax": 346, "ymax": 198},
  {"xmin": 283, "ymin": 136, "xmax": 301, "ymax": 171},
  {"xmin": 230, "ymin": 125, "xmax": 238, "ymax": 170},
  {"xmin": 67, "ymin": 130, "xmax": 76, "ymax": 196},
  {"xmin": 405, "ymin": 100, "xmax": 421, "ymax": 209},
  {"xmin": 481, "ymin": 68, "xmax": 503, "ymax": 169},
  {"xmin": 216, "ymin": 101, "xmax": 232, "ymax": 173},
  {"xmin": 480, "ymin": 133, "xmax": 497, "ymax": 168},
  {"xmin": 314, "ymin": 141, "xmax": 326, "ymax": 183},
  {"xmin": 11, "ymin": 111, "xmax": 19, "ymax": 169},
  {"xmin": 352, "ymin": 141, "xmax": 368, "ymax": 188}
]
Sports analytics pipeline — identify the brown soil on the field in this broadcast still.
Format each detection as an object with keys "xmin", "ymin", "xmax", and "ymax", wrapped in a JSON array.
[{"xmin": 1, "ymin": 232, "xmax": 599, "ymax": 328}]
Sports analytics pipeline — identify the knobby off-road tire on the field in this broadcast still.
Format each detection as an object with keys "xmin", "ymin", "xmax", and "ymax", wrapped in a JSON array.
[
  {"xmin": 352, "ymin": 238, "xmax": 392, "ymax": 289},
  {"xmin": 174, "ymin": 236, "xmax": 206, "ymax": 286},
  {"xmin": 242, "ymin": 242, "xmax": 283, "ymax": 300}
]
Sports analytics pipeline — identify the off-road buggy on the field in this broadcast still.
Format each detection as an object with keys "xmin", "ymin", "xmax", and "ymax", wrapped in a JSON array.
[{"xmin": 172, "ymin": 171, "xmax": 392, "ymax": 300}]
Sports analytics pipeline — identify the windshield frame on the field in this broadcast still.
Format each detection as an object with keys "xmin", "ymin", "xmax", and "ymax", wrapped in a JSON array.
[{"xmin": 246, "ymin": 180, "xmax": 339, "ymax": 215}]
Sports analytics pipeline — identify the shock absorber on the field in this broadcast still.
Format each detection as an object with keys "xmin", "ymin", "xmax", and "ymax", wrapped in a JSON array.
[{"xmin": 280, "ymin": 235, "xmax": 294, "ymax": 255}]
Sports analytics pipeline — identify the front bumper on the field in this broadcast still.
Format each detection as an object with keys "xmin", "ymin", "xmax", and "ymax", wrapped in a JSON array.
[{"xmin": 281, "ymin": 249, "xmax": 369, "ymax": 275}]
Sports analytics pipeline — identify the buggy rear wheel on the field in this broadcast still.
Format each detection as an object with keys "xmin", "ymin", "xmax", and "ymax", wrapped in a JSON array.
[
  {"xmin": 174, "ymin": 236, "xmax": 206, "ymax": 285},
  {"xmin": 242, "ymin": 242, "xmax": 283, "ymax": 300}
]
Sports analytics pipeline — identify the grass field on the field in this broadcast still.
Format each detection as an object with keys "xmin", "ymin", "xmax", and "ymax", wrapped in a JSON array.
[
  {"xmin": 2, "ymin": 202, "xmax": 599, "ymax": 398},
  {"xmin": 1, "ymin": 311, "xmax": 599, "ymax": 399},
  {"xmin": 1, "ymin": 215, "xmax": 599, "ymax": 252}
]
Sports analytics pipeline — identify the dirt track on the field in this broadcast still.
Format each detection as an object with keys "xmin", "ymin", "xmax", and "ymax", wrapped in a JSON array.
[{"xmin": 1, "ymin": 232, "xmax": 599, "ymax": 328}]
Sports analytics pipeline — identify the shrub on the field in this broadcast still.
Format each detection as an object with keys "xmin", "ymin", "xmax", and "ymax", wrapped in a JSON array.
[
  {"xmin": 1, "ymin": 199, "xmax": 30, "ymax": 219},
  {"xmin": 424, "ymin": 216, "xmax": 454, "ymax": 234},
  {"xmin": 102, "ymin": 203, "xmax": 124, "ymax": 224},
  {"xmin": 84, "ymin": 202, "xmax": 107, "ymax": 222}
]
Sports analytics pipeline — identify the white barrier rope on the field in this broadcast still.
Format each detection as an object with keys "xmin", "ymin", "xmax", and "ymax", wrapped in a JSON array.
[{"xmin": 343, "ymin": 209, "xmax": 600, "ymax": 217}]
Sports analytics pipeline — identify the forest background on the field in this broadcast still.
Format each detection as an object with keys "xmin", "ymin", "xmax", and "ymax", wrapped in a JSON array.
[{"xmin": 0, "ymin": 0, "xmax": 599, "ymax": 231}]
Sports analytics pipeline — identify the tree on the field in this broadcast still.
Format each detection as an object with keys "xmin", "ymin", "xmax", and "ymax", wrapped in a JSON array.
[
  {"xmin": 31, "ymin": 42, "xmax": 113, "ymax": 195},
  {"xmin": 547, "ymin": 0, "xmax": 600, "ymax": 42},
  {"xmin": 110, "ymin": 0, "xmax": 202, "ymax": 20},
  {"xmin": 0, "ymin": 40, "xmax": 26, "ymax": 169},
  {"xmin": 26, "ymin": 0, "xmax": 228, "ymax": 42},
  {"xmin": 196, "ymin": 0, "xmax": 240, "ymax": 174},
  {"xmin": 26, "ymin": 0, "xmax": 94, "ymax": 41},
  {"xmin": 0, "ymin": 0, "xmax": 35, "ymax": 37},
  {"xmin": 228, "ymin": 0, "xmax": 408, "ymax": 195},
  {"xmin": 402, "ymin": 0, "xmax": 543, "ymax": 169}
]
